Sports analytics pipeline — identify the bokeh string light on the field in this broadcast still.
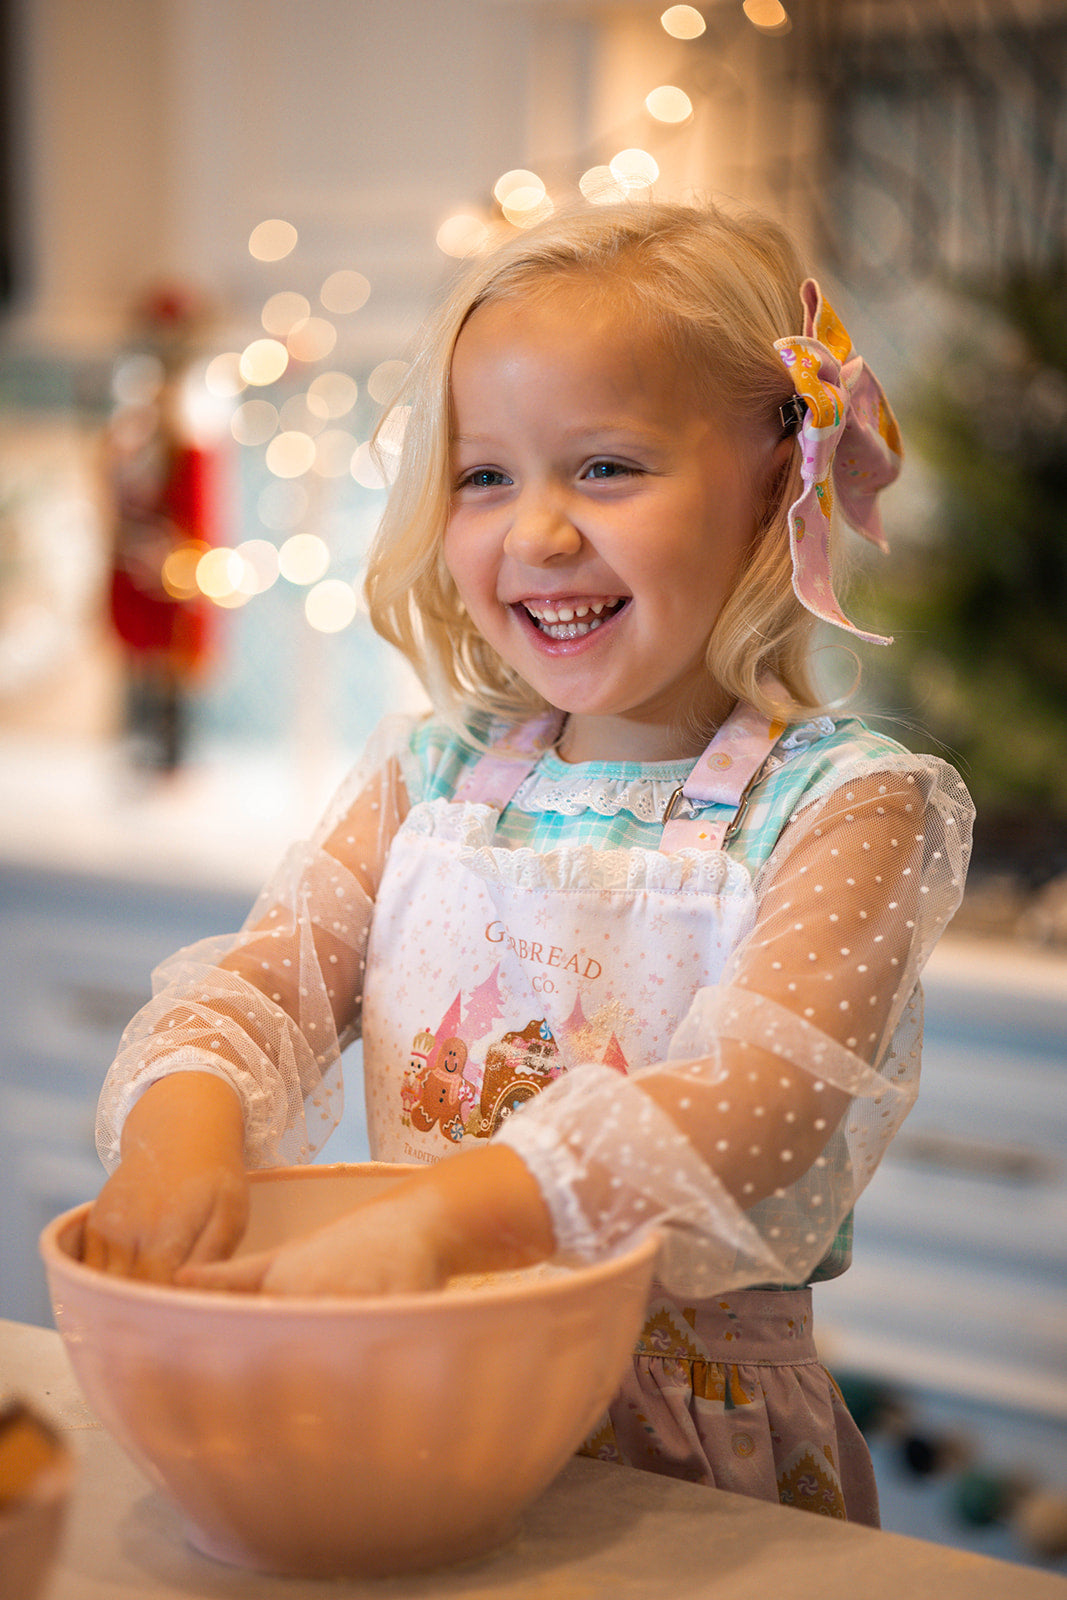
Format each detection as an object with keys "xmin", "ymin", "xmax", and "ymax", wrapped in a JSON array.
[
  {"xmin": 165, "ymin": 218, "xmax": 395, "ymax": 631},
  {"xmin": 239, "ymin": 338, "xmax": 289, "ymax": 387},
  {"xmin": 231, "ymin": 399, "xmax": 278, "ymax": 448},
  {"xmin": 308, "ymin": 371, "xmax": 358, "ymax": 418},
  {"xmin": 235, "ymin": 538, "xmax": 281, "ymax": 595},
  {"xmin": 645, "ymin": 85, "xmax": 694, "ymax": 124},
  {"xmin": 265, "ymin": 429, "xmax": 316, "ymax": 479},
  {"xmin": 204, "ymin": 351, "xmax": 245, "ymax": 398},
  {"xmin": 261, "ymin": 291, "xmax": 310, "ymax": 336},
  {"xmin": 248, "ymin": 218, "xmax": 298, "ymax": 261},
  {"xmin": 742, "ymin": 0, "xmax": 792, "ymax": 36},
  {"xmin": 314, "ymin": 428, "xmax": 359, "ymax": 479},
  {"xmin": 578, "ymin": 165, "xmax": 628, "ymax": 205},
  {"xmin": 320, "ymin": 270, "xmax": 371, "ymax": 315},
  {"xmin": 609, "ymin": 148, "xmax": 660, "ymax": 191},
  {"xmin": 160, "ymin": 541, "xmax": 208, "ymax": 601},
  {"xmin": 366, "ymin": 361, "xmax": 409, "ymax": 406},
  {"xmin": 660, "ymin": 5, "xmax": 707, "ymax": 41},
  {"xmin": 286, "ymin": 316, "xmax": 337, "ymax": 364},
  {"xmin": 195, "ymin": 546, "xmax": 252, "ymax": 609},
  {"xmin": 436, "ymin": 213, "xmax": 492, "ymax": 258},
  {"xmin": 494, "ymin": 168, "xmax": 554, "ymax": 228},
  {"xmin": 305, "ymin": 577, "xmax": 359, "ymax": 633},
  {"xmin": 278, "ymin": 532, "xmax": 330, "ymax": 586}
]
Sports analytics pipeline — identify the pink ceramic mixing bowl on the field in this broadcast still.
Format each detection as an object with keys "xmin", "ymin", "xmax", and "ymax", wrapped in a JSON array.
[{"xmin": 40, "ymin": 1163, "xmax": 658, "ymax": 1578}]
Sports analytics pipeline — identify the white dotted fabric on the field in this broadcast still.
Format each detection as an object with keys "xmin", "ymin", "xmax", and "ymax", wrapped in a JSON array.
[
  {"xmin": 496, "ymin": 760, "xmax": 971, "ymax": 1292},
  {"xmin": 95, "ymin": 723, "xmax": 973, "ymax": 1297},
  {"xmin": 95, "ymin": 718, "xmax": 411, "ymax": 1169}
]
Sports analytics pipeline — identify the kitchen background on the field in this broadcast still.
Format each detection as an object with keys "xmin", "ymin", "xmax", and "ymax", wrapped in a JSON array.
[{"xmin": 0, "ymin": 0, "xmax": 1064, "ymax": 1573}]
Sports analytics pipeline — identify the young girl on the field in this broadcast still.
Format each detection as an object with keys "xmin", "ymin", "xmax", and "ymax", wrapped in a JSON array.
[{"xmin": 84, "ymin": 200, "xmax": 973, "ymax": 1525}]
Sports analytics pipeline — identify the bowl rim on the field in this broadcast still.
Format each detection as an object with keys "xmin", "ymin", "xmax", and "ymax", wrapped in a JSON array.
[{"xmin": 40, "ymin": 1162, "xmax": 660, "ymax": 1317}]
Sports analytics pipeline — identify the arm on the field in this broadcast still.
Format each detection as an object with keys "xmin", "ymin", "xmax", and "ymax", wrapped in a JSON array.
[
  {"xmin": 491, "ymin": 755, "xmax": 974, "ymax": 1294},
  {"xmin": 85, "ymin": 721, "xmax": 414, "ymax": 1278},
  {"xmin": 95, "ymin": 728, "xmax": 411, "ymax": 1173}
]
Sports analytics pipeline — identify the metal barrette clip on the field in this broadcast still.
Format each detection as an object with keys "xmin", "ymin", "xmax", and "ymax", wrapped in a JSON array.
[{"xmin": 778, "ymin": 394, "xmax": 806, "ymax": 435}]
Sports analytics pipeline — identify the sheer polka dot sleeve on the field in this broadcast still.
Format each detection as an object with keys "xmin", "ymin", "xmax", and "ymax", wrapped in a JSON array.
[
  {"xmin": 494, "ymin": 755, "xmax": 974, "ymax": 1296},
  {"xmin": 94, "ymin": 717, "xmax": 419, "ymax": 1171}
]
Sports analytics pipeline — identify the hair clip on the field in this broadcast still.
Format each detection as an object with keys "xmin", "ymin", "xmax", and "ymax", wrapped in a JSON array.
[{"xmin": 778, "ymin": 395, "xmax": 805, "ymax": 435}]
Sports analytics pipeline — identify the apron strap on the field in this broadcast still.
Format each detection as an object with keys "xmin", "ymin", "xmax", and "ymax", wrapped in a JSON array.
[
  {"xmin": 452, "ymin": 703, "xmax": 785, "ymax": 854},
  {"xmin": 660, "ymin": 704, "xmax": 786, "ymax": 854},
  {"xmin": 451, "ymin": 710, "xmax": 564, "ymax": 810}
]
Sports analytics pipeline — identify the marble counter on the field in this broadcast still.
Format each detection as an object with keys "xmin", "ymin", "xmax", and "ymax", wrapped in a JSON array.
[{"xmin": 3, "ymin": 1319, "xmax": 1063, "ymax": 1600}]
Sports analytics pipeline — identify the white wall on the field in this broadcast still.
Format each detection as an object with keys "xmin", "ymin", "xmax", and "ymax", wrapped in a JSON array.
[
  {"xmin": 10, "ymin": 0, "xmax": 600, "ymax": 354},
  {"xmin": 8, "ymin": 0, "xmax": 824, "ymax": 358}
]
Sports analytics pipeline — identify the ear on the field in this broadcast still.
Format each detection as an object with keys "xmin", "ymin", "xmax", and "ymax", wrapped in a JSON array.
[
  {"xmin": 741, "ymin": 431, "xmax": 795, "ymax": 549},
  {"xmin": 755, "ymin": 431, "xmax": 797, "ymax": 512},
  {"xmin": 769, "ymin": 432, "xmax": 797, "ymax": 475}
]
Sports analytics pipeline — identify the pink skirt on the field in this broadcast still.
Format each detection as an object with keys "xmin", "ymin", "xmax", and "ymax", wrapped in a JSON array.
[{"xmin": 579, "ymin": 1287, "xmax": 879, "ymax": 1526}]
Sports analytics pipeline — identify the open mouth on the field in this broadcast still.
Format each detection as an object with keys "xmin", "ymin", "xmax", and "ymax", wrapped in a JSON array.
[{"xmin": 522, "ymin": 598, "xmax": 627, "ymax": 641}]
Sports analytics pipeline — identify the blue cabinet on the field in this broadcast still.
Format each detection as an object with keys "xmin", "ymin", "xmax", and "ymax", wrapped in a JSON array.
[
  {"xmin": 0, "ymin": 863, "xmax": 371, "ymax": 1325},
  {"xmin": 818, "ymin": 943, "xmax": 1067, "ymax": 1540}
]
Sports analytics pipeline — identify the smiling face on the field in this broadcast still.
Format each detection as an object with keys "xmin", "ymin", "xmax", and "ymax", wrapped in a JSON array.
[{"xmin": 444, "ymin": 280, "xmax": 783, "ymax": 762}]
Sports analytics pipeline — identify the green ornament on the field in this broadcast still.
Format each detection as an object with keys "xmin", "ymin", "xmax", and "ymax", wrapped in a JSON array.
[
  {"xmin": 834, "ymin": 1374, "xmax": 894, "ymax": 1436},
  {"xmin": 953, "ymin": 1467, "xmax": 1014, "ymax": 1527}
]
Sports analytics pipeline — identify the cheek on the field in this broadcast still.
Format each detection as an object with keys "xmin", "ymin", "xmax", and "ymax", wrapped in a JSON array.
[
  {"xmin": 442, "ymin": 520, "xmax": 497, "ymax": 614},
  {"xmin": 441, "ymin": 520, "xmax": 471, "ymax": 590}
]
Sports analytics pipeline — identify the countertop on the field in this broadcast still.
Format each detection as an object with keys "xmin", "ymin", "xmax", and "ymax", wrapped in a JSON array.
[
  {"xmin": 4, "ymin": 1318, "xmax": 1064, "ymax": 1600},
  {"xmin": 0, "ymin": 736, "xmax": 343, "ymax": 895}
]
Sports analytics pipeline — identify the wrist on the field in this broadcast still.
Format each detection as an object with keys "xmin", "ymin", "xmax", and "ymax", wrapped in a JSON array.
[
  {"xmin": 409, "ymin": 1144, "xmax": 556, "ymax": 1281},
  {"xmin": 121, "ymin": 1071, "xmax": 246, "ymax": 1169}
]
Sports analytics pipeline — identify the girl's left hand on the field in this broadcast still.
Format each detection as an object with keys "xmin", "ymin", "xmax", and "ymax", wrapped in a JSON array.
[
  {"xmin": 179, "ymin": 1184, "xmax": 449, "ymax": 1296},
  {"xmin": 178, "ymin": 1144, "xmax": 556, "ymax": 1298}
]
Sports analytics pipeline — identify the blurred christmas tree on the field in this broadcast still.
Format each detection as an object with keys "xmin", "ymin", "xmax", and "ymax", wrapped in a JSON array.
[{"xmin": 863, "ymin": 260, "xmax": 1067, "ymax": 896}]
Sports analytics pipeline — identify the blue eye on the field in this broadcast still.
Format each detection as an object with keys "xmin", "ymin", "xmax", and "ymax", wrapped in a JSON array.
[
  {"xmin": 584, "ymin": 460, "xmax": 636, "ymax": 480},
  {"xmin": 459, "ymin": 468, "xmax": 510, "ymax": 490}
]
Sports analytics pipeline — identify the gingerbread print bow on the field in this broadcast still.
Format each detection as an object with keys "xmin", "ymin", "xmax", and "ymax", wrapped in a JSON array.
[{"xmin": 774, "ymin": 279, "xmax": 904, "ymax": 645}]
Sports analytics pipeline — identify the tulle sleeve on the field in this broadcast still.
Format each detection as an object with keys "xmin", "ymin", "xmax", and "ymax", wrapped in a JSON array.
[
  {"xmin": 94, "ymin": 716, "xmax": 421, "ymax": 1172},
  {"xmin": 494, "ymin": 754, "xmax": 974, "ymax": 1296}
]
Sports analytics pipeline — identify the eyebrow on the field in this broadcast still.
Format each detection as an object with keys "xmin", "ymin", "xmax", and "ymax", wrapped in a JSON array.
[{"xmin": 451, "ymin": 422, "xmax": 672, "ymax": 449}]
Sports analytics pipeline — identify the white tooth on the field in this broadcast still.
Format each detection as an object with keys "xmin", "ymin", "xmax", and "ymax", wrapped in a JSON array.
[
  {"xmin": 556, "ymin": 606, "xmax": 574, "ymax": 622},
  {"xmin": 590, "ymin": 602, "xmax": 605, "ymax": 615},
  {"xmin": 574, "ymin": 605, "xmax": 589, "ymax": 618},
  {"xmin": 540, "ymin": 606, "xmax": 558, "ymax": 623}
]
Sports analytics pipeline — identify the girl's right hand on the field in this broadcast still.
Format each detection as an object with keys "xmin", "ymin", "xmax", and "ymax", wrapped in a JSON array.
[{"xmin": 81, "ymin": 1072, "xmax": 249, "ymax": 1284}]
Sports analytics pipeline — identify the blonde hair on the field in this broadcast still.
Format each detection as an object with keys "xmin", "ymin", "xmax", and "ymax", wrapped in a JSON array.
[{"xmin": 364, "ymin": 197, "xmax": 830, "ymax": 732}]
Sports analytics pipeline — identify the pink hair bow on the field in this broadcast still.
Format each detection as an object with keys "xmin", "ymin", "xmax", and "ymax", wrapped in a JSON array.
[{"xmin": 774, "ymin": 279, "xmax": 904, "ymax": 645}]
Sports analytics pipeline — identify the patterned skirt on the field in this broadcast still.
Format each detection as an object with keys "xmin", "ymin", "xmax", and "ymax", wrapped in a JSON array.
[{"xmin": 579, "ymin": 1286, "xmax": 879, "ymax": 1526}]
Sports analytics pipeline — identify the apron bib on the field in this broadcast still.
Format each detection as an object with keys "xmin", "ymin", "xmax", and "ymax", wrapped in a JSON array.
[{"xmin": 361, "ymin": 704, "xmax": 781, "ymax": 1166}]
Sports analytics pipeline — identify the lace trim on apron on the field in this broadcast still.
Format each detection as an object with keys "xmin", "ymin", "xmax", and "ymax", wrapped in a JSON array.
[{"xmin": 402, "ymin": 799, "xmax": 753, "ymax": 896}]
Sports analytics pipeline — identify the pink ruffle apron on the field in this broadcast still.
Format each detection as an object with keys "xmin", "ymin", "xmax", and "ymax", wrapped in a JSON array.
[{"xmin": 361, "ymin": 706, "xmax": 879, "ymax": 1524}]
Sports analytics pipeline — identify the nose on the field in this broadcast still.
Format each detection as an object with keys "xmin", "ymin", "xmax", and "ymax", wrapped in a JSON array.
[{"xmin": 503, "ymin": 489, "xmax": 582, "ymax": 565}]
